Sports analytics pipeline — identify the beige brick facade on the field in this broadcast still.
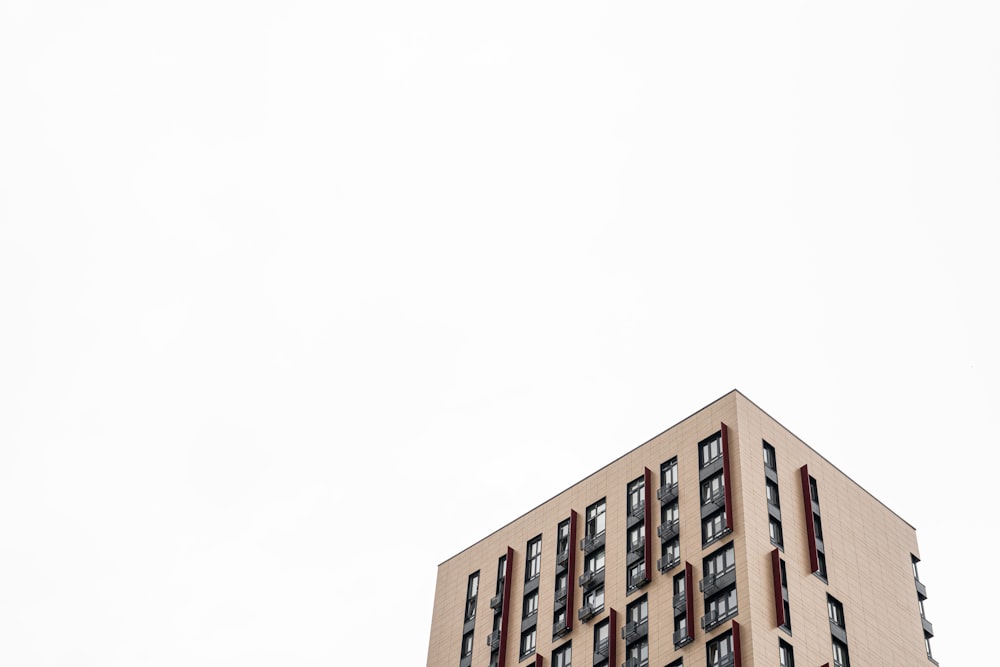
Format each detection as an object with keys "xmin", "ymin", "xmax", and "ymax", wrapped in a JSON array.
[{"xmin": 427, "ymin": 391, "xmax": 935, "ymax": 667}]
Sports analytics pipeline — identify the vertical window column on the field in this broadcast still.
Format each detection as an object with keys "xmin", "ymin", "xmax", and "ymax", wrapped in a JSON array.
[
  {"xmin": 519, "ymin": 536, "xmax": 541, "ymax": 662},
  {"xmin": 459, "ymin": 570, "xmax": 479, "ymax": 667},
  {"xmin": 553, "ymin": 513, "xmax": 577, "ymax": 638},
  {"xmin": 699, "ymin": 428, "xmax": 732, "ymax": 547},
  {"xmin": 912, "ymin": 555, "xmax": 937, "ymax": 663},
  {"xmin": 625, "ymin": 471, "xmax": 651, "ymax": 592},
  {"xmin": 622, "ymin": 595, "xmax": 649, "ymax": 667},
  {"xmin": 657, "ymin": 457, "xmax": 681, "ymax": 574},
  {"xmin": 827, "ymin": 595, "xmax": 851, "ymax": 667},
  {"xmin": 486, "ymin": 548, "xmax": 512, "ymax": 667},
  {"xmin": 672, "ymin": 563, "xmax": 694, "ymax": 648},
  {"xmin": 771, "ymin": 549, "xmax": 791, "ymax": 633},
  {"xmin": 799, "ymin": 465, "xmax": 827, "ymax": 580},
  {"xmin": 763, "ymin": 442, "xmax": 784, "ymax": 549},
  {"xmin": 700, "ymin": 542, "xmax": 737, "ymax": 632},
  {"xmin": 579, "ymin": 498, "xmax": 606, "ymax": 622}
]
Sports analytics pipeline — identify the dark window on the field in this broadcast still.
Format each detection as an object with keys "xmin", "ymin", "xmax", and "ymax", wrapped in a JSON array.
[
  {"xmin": 628, "ymin": 524, "xmax": 645, "ymax": 552},
  {"xmin": 593, "ymin": 619, "xmax": 610, "ymax": 667},
  {"xmin": 461, "ymin": 630, "xmax": 474, "ymax": 658},
  {"xmin": 911, "ymin": 554, "xmax": 921, "ymax": 581},
  {"xmin": 627, "ymin": 560, "xmax": 646, "ymax": 590},
  {"xmin": 585, "ymin": 548, "xmax": 606, "ymax": 574},
  {"xmin": 704, "ymin": 542, "xmax": 736, "ymax": 578},
  {"xmin": 552, "ymin": 642, "xmax": 571, "ymax": 667},
  {"xmin": 582, "ymin": 585, "xmax": 604, "ymax": 612},
  {"xmin": 586, "ymin": 499, "xmax": 607, "ymax": 537},
  {"xmin": 625, "ymin": 638, "xmax": 649, "ymax": 667},
  {"xmin": 809, "ymin": 476, "xmax": 819, "ymax": 503},
  {"xmin": 628, "ymin": 476, "xmax": 644, "ymax": 514},
  {"xmin": 813, "ymin": 514, "xmax": 824, "ymax": 541},
  {"xmin": 832, "ymin": 638, "xmax": 850, "ymax": 667},
  {"xmin": 519, "ymin": 628, "xmax": 536, "ymax": 659},
  {"xmin": 817, "ymin": 551, "xmax": 828, "ymax": 580},
  {"xmin": 523, "ymin": 591, "xmax": 538, "ymax": 617},
  {"xmin": 666, "ymin": 661, "xmax": 683, "ymax": 667},
  {"xmin": 662, "ymin": 537, "xmax": 680, "ymax": 568},
  {"xmin": 557, "ymin": 519, "xmax": 571, "ymax": 557},
  {"xmin": 465, "ymin": 571, "xmax": 480, "ymax": 621},
  {"xmin": 706, "ymin": 630, "xmax": 734, "ymax": 667},
  {"xmin": 699, "ymin": 432, "xmax": 723, "ymax": 468},
  {"xmin": 702, "ymin": 510, "xmax": 728, "ymax": 545},
  {"xmin": 705, "ymin": 585, "xmax": 738, "ymax": 623},
  {"xmin": 763, "ymin": 442, "xmax": 776, "ymax": 470},
  {"xmin": 779, "ymin": 559, "xmax": 791, "ymax": 632},
  {"xmin": 701, "ymin": 473, "xmax": 725, "ymax": 505},
  {"xmin": 779, "ymin": 639, "xmax": 794, "ymax": 667},
  {"xmin": 673, "ymin": 571, "xmax": 686, "ymax": 597},
  {"xmin": 526, "ymin": 536, "xmax": 542, "ymax": 581},
  {"xmin": 769, "ymin": 517, "xmax": 784, "ymax": 549},
  {"xmin": 626, "ymin": 594, "xmax": 648, "ymax": 625},
  {"xmin": 766, "ymin": 480, "xmax": 780, "ymax": 507},
  {"xmin": 924, "ymin": 633, "xmax": 934, "ymax": 660},
  {"xmin": 661, "ymin": 457, "xmax": 678, "ymax": 487},
  {"xmin": 828, "ymin": 595, "xmax": 845, "ymax": 628}
]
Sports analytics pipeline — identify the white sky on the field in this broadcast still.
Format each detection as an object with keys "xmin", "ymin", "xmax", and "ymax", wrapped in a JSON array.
[{"xmin": 1, "ymin": 1, "xmax": 996, "ymax": 664}]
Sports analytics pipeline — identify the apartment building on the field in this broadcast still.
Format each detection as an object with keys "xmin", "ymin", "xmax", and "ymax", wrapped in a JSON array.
[{"xmin": 426, "ymin": 390, "xmax": 937, "ymax": 667}]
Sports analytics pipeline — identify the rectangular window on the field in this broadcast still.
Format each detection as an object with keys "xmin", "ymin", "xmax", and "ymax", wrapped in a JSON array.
[
  {"xmin": 552, "ymin": 642, "xmax": 571, "ymax": 667},
  {"xmin": 583, "ymin": 585, "xmax": 604, "ymax": 613},
  {"xmin": 766, "ymin": 480, "xmax": 780, "ymax": 507},
  {"xmin": 705, "ymin": 585, "xmax": 738, "ymax": 624},
  {"xmin": 828, "ymin": 595, "xmax": 845, "ymax": 628},
  {"xmin": 779, "ymin": 639, "xmax": 794, "ymax": 667},
  {"xmin": 557, "ymin": 519, "xmax": 571, "ymax": 557},
  {"xmin": 465, "ymin": 571, "xmax": 480, "ymax": 621},
  {"xmin": 704, "ymin": 542, "xmax": 736, "ymax": 578},
  {"xmin": 699, "ymin": 432, "xmax": 723, "ymax": 468},
  {"xmin": 593, "ymin": 619, "xmax": 610, "ymax": 666},
  {"xmin": 626, "ymin": 638, "xmax": 649, "ymax": 667},
  {"xmin": 832, "ymin": 638, "xmax": 850, "ymax": 667},
  {"xmin": 526, "ymin": 536, "xmax": 542, "ymax": 581},
  {"xmin": 779, "ymin": 559, "xmax": 791, "ymax": 632},
  {"xmin": 809, "ymin": 476, "xmax": 819, "ymax": 503},
  {"xmin": 661, "ymin": 457, "xmax": 678, "ymax": 487},
  {"xmin": 662, "ymin": 537, "xmax": 680, "ymax": 569},
  {"xmin": 769, "ymin": 517, "xmax": 784, "ymax": 549},
  {"xmin": 627, "ymin": 561, "xmax": 646, "ymax": 590},
  {"xmin": 520, "ymin": 628, "xmax": 536, "ymax": 659},
  {"xmin": 523, "ymin": 590, "xmax": 538, "ymax": 617},
  {"xmin": 763, "ymin": 442, "xmax": 776, "ymax": 470},
  {"xmin": 628, "ymin": 524, "xmax": 645, "ymax": 552},
  {"xmin": 702, "ymin": 510, "xmax": 728, "ymax": 545},
  {"xmin": 585, "ymin": 548, "xmax": 606, "ymax": 574},
  {"xmin": 586, "ymin": 499, "xmax": 607, "ymax": 537},
  {"xmin": 817, "ymin": 551, "xmax": 828, "ymax": 580},
  {"xmin": 666, "ymin": 661, "xmax": 683, "ymax": 667},
  {"xmin": 706, "ymin": 630, "xmax": 734, "ymax": 667},
  {"xmin": 701, "ymin": 473, "xmax": 725, "ymax": 505},
  {"xmin": 626, "ymin": 594, "xmax": 648, "ymax": 625},
  {"xmin": 627, "ymin": 476, "xmax": 645, "ymax": 514}
]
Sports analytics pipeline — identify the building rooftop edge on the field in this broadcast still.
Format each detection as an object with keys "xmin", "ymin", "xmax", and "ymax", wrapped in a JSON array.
[{"xmin": 437, "ymin": 388, "xmax": 916, "ymax": 567}]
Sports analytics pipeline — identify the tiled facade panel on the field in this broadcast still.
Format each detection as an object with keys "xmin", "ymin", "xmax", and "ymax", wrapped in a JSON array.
[{"xmin": 428, "ymin": 391, "xmax": 930, "ymax": 667}]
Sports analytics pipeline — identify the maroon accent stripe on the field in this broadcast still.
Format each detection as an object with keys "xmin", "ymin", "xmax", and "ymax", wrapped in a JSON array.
[
  {"xmin": 643, "ymin": 467, "xmax": 653, "ymax": 582},
  {"xmin": 609, "ymin": 608, "xmax": 618, "ymax": 667},
  {"xmin": 534, "ymin": 654, "xmax": 543, "ymax": 667},
  {"xmin": 800, "ymin": 465, "xmax": 819, "ymax": 573},
  {"xmin": 566, "ymin": 511, "xmax": 578, "ymax": 632},
  {"xmin": 498, "ymin": 546, "xmax": 513, "ymax": 667},
  {"xmin": 733, "ymin": 620, "xmax": 742, "ymax": 667},
  {"xmin": 684, "ymin": 562, "xmax": 694, "ymax": 641},
  {"xmin": 721, "ymin": 422, "xmax": 734, "ymax": 531},
  {"xmin": 771, "ymin": 548, "xmax": 785, "ymax": 627}
]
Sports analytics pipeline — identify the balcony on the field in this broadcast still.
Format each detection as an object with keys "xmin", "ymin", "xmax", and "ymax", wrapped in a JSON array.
[
  {"xmin": 623, "ymin": 658, "xmax": 647, "ymax": 667},
  {"xmin": 699, "ymin": 568, "xmax": 736, "ymax": 596},
  {"xmin": 657, "ymin": 556, "xmax": 679, "ymax": 573},
  {"xmin": 915, "ymin": 578, "xmax": 928, "ymax": 599},
  {"xmin": 658, "ymin": 520, "xmax": 679, "ymax": 542},
  {"xmin": 580, "ymin": 532, "xmax": 606, "ymax": 554},
  {"xmin": 626, "ymin": 569, "xmax": 648, "ymax": 590},
  {"xmin": 579, "ymin": 569, "xmax": 605, "ymax": 590},
  {"xmin": 716, "ymin": 654, "xmax": 735, "ymax": 667},
  {"xmin": 701, "ymin": 610, "xmax": 719, "ymax": 630},
  {"xmin": 578, "ymin": 604, "xmax": 596, "ymax": 622},
  {"xmin": 627, "ymin": 503, "xmax": 645, "ymax": 528},
  {"xmin": 486, "ymin": 630, "xmax": 501, "ymax": 649},
  {"xmin": 553, "ymin": 619, "xmax": 570, "ymax": 638},
  {"xmin": 555, "ymin": 585, "xmax": 568, "ymax": 603},
  {"xmin": 922, "ymin": 616, "xmax": 935, "ymax": 637},
  {"xmin": 621, "ymin": 619, "xmax": 648, "ymax": 642},
  {"xmin": 556, "ymin": 548, "xmax": 569, "ymax": 567},
  {"xmin": 673, "ymin": 629, "xmax": 693, "ymax": 648},
  {"xmin": 702, "ymin": 488, "xmax": 726, "ymax": 511},
  {"xmin": 489, "ymin": 594, "xmax": 503, "ymax": 610},
  {"xmin": 593, "ymin": 638, "xmax": 610, "ymax": 662},
  {"xmin": 672, "ymin": 592, "xmax": 686, "ymax": 614},
  {"xmin": 657, "ymin": 482, "xmax": 678, "ymax": 504}
]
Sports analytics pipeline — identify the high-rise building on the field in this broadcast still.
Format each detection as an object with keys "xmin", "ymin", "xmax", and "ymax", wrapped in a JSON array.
[{"xmin": 426, "ymin": 390, "xmax": 937, "ymax": 667}]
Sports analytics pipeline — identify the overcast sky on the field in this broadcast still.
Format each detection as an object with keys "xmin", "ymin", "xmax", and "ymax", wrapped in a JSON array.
[{"xmin": 2, "ymin": 1, "xmax": 997, "ymax": 665}]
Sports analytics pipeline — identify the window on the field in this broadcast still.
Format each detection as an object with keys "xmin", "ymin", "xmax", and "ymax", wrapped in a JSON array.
[
  {"xmin": 705, "ymin": 585, "xmax": 738, "ymax": 623},
  {"xmin": 555, "ymin": 571, "xmax": 568, "ymax": 599},
  {"xmin": 673, "ymin": 571, "xmax": 686, "ymax": 598},
  {"xmin": 626, "ymin": 638, "xmax": 649, "ymax": 667},
  {"xmin": 628, "ymin": 524, "xmax": 645, "ymax": 552},
  {"xmin": 627, "ymin": 561, "xmax": 646, "ymax": 590},
  {"xmin": 912, "ymin": 554, "xmax": 921, "ymax": 581},
  {"xmin": 662, "ymin": 537, "xmax": 680, "ymax": 569},
  {"xmin": 763, "ymin": 442, "xmax": 776, "ymax": 470},
  {"xmin": 704, "ymin": 542, "xmax": 736, "ymax": 578},
  {"xmin": 813, "ymin": 515, "xmax": 824, "ymax": 541},
  {"xmin": 779, "ymin": 639, "xmax": 794, "ymax": 667},
  {"xmin": 703, "ymin": 510, "xmax": 728, "ymax": 545},
  {"xmin": 552, "ymin": 642, "xmax": 571, "ymax": 667},
  {"xmin": 766, "ymin": 480, "xmax": 780, "ymax": 507},
  {"xmin": 702, "ymin": 473, "xmax": 725, "ymax": 504},
  {"xmin": 662, "ymin": 457, "xmax": 678, "ymax": 487},
  {"xmin": 465, "ymin": 571, "xmax": 480, "ymax": 621},
  {"xmin": 557, "ymin": 519, "xmax": 570, "ymax": 557},
  {"xmin": 809, "ymin": 477, "xmax": 819, "ymax": 503},
  {"xmin": 461, "ymin": 630, "xmax": 474, "ymax": 658},
  {"xmin": 628, "ymin": 476, "xmax": 645, "ymax": 514},
  {"xmin": 666, "ymin": 660, "xmax": 683, "ymax": 667},
  {"xmin": 582, "ymin": 585, "xmax": 605, "ymax": 613},
  {"xmin": 832, "ymin": 638, "xmax": 850, "ymax": 667},
  {"xmin": 663, "ymin": 501, "xmax": 679, "ymax": 525},
  {"xmin": 779, "ymin": 559, "xmax": 791, "ymax": 632},
  {"xmin": 626, "ymin": 594, "xmax": 648, "ymax": 625},
  {"xmin": 769, "ymin": 517, "xmax": 784, "ymax": 549},
  {"xmin": 520, "ymin": 628, "xmax": 536, "ymax": 659},
  {"xmin": 827, "ymin": 596, "xmax": 845, "ymax": 628},
  {"xmin": 817, "ymin": 551, "xmax": 828, "ymax": 580},
  {"xmin": 706, "ymin": 630, "xmax": 734, "ymax": 667},
  {"xmin": 593, "ymin": 619, "xmax": 610, "ymax": 666},
  {"xmin": 924, "ymin": 633, "xmax": 934, "ymax": 660},
  {"xmin": 526, "ymin": 536, "xmax": 542, "ymax": 581},
  {"xmin": 523, "ymin": 591, "xmax": 538, "ymax": 617},
  {"xmin": 585, "ymin": 548, "xmax": 606, "ymax": 574},
  {"xmin": 699, "ymin": 432, "xmax": 723, "ymax": 468},
  {"xmin": 586, "ymin": 499, "xmax": 607, "ymax": 537}
]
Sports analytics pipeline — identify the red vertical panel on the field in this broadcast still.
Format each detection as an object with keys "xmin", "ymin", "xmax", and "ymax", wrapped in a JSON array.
[
  {"xmin": 733, "ymin": 621, "xmax": 742, "ymax": 667},
  {"xmin": 608, "ymin": 608, "xmax": 618, "ymax": 667},
  {"xmin": 800, "ymin": 465, "xmax": 819, "ymax": 573},
  {"xmin": 721, "ymin": 422, "xmax": 734, "ymax": 531},
  {"xmin": 566, "ymin": 510, "xmax": 577, "ymax": 632},
  {"xmin": 684, "ymin": 562, "xmax": 694, "ymax": 641},
  {"xmin": 643, "ymin": 467, "xmax": 653, "ymax": 583},
  {"xmin": 771, "ymin": 549, "xmax": 785, "ymax": 627},
  {"xmin": 534, "ymin": 654, "xmax": 543, "ymax": 667},
  {"xmin": 498, "ymin": 546, "xmax": 514, "ymax": 667}
]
